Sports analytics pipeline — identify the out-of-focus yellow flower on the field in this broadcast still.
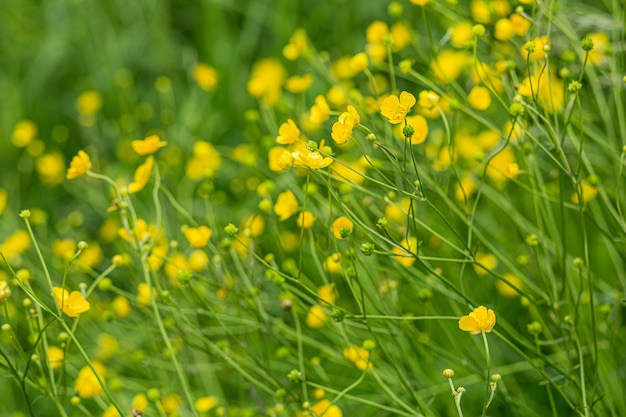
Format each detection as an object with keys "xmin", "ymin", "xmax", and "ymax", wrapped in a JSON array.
[
  {"xmin": 518, "ymin": 70, "xmax": 564, "ymax": 113},
  {"xmin": 74, "ymin": 361, "xmax": 106, "ymax": 398},
  {"xmin": 165, "ymin": 252, "xmax": 189, "ymax": 283},
  {"xmin": 66, "ymin": 150, "xmax": 92, "ymax": 179},
  {"xmin": 188, "ymin": 250, "xmax": 209, "ymax": 272},
  {"xmin": 458, "ymin": 305, "xmax": 496, "ymax": 334},
  {"xmin": 332, "ymin": 216, "xmax": 354, "ymax": 239},
  {"xmin": 102, "ymin": 405, "xmax": 120, "ymax": 417},
  {"xmin": 241, "ymin": 214, "xmax": 265, "ymax": 237},
  {"xmin": 344, "ymin": 345, "xmax": 372, "ymax": 371},
  {"xmin": 76, "ymin": 90, "xmax": 103, "ymax": 116},
  {"xmin": 470, "ymin": 0, "xmax": 510, "ymax": 23},
  {"xmin": 131, "ymin": 135, "xmax": 167, "ymax": 155},
  {"xmin": 390, "ymin": 22, "xmax": 412, "ymax": 51},
  {"xmin": 486, "ymin": 147, "xmax": 519, "ymax": 182},
  {"xmin": 161, "ymin": 394, "xmax": 183, "ymax": 416},
  {"xmin": 394, "ymin": 114, "xmax": 429, "ymax": 145},
  {"xmin": 586, "ymin": 32, "xmax": 611, "ymax": 65},
  {"xmin": 193, "ymin": 63, "xmax": 218, "ymax": 92},
  {"xmin": 137, "ymin": 282, "xmax": 157, "ymax": 306},
  {"xmin": 128, "ymin": 156, "xmax": 154, "ymax": 193},
  {"xmin": 473, "ymin": 252, "xmax": 498, "ymax": 275},
  {"xmin": 283, "ymin": 29, "xmax": 308, "ymax": 60},
  {"xmin": 348, "ymin": 52, "xmax": 369, "ymax": 72},
  {"xmin": 47, "ymin": 346, "xmax": 64, "ymax": 370},
  {"xmin": 297, "ymin": 211, "xmax": 315, "ymax": 229},
  {"xmin": 53, "ymin": 287, "xmax": 90, "ymax": 317},
  {"xmin": 132, "ymin": 393, "xmax": 149, "ymax": 413},
  {"xmin": 380, "ymin": 91, "xmax": 416, "ymax": 124},
  {"xmin": 96, "ymin": 333, "xmax": 120, "ymax": 362},
  {"xmin": 268, "ymin": 147, "xmax": 294, "ymax": 172},
  {"xmin": 521, "ymin": 36, "xmax": 550, "ymax": 61},
  {"xmin": 35, "ymin": 152, "xmax": 65, "ymax": 186},
  {"xmin": 195, "ymin": 396, "xmax": 219, "ymax": 412},
  {"xmin": 494, "ymin": 18, "xmax": 514, "ymax": 42},
  {"xmin": 331, "ymin": 157, "xmax": 367, "ymax": 185},
  {"xmin": 318, "ymin": 283, "xmax": 338, "ymax": 304},
  {"xmin": 324, "ymin": 253, "xmax": 342, "ymax": 274},
  {"xmin": 182, "ymin": 225, "xmax": 212, "ymax": 248},
  {"xmin": 366, "ymin": 21, "xmax": 389, "ymax": 44},
  {"xmin": 310, "ymin": 400, "xmax": 343, "ymax": 417},
  {"xmin": 392, "ymin": 237, "xmax": 418, "ymax": 267},
  {"xmin": 285, "ymin": 74, "xmax": 314, "ymax": 93},
  {"xmin": 455, "ymin": 175, "xmax": 476, "ymax": 202},
  {"xmin": 306, "ymin": 305, "xmax": 328, "ymax": 328},
  {"xmin": 510, "ymin": 13, "xmax": 530, "ymax": 36},
  {"xmin": 52, "ymin": 239, "xmax": 77, "ymax": 260},
  {"xmin": 450, "ymin": 22, "xmax": 474, "ymax": 48},
  {"xmin": 0, "ymin": 188, "xmax": 6, "ymax": 215},
  {"xmin": 276, "ymin": 119, "xmax": 301, "ymax": 145},
  {"xmin": 410, "ymin": 0, "xmax": 429, "ymax": 5},
  {"xmin": 468, "ymin": 85, "xmax": 491, "ymax": 110},
  {"xmin": 111, "ymin": 296, "xmax": 131, "ymax": 318},
  {"xmin": 572, "ymin": 179, "xmax": 599, "ymax": 204},
  {"xmin": 274, "ymin": 190, "xmax": 298, "ymax": 221},
  {"xmin": 78, "ymin": 242, "xmax": 103, "ymax": 269},
  {"xmin": 0, "ymin": 230, "xmax": 30, "ymax": 263},
  {"xmin": 497, "ymin": 273, "xmax": 523, "ymax": 297},
  {"xmin": 309, "ymin": 95, "xmax": 330, "ymax": 124},
  {"xmin": 0, "ymin": 280, "xmax": 11, "ymax": 303},
  {"xmin": 186, "ymin": 141, "xmax": 222, "ymax": 180},
  {"xmin": 12, "ymin": 120, "xmax": 38, "ymax": 147},
  {"xmin": 247, "ymin": 58, "xmax": 286, "ymax": 106},
  {"xmin": 385, "ymin": 198, "xmax": 411, "ymax": 225},
  {"xmin": 431, "ymin": 50, "xmax": 469, "ymax": 83}
]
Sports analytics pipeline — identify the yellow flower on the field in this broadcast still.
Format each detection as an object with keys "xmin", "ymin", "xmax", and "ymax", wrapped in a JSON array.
[
  {"xmin": 297, "ymin": 211, "xmax": 315, "ymax": 229},
  {"xmin": 494, "ymin": 18, "xmax": 514, "ymax": 42},
  {"xmin": 77, "ymin": 242, "xmax": 103, "ymax": 269},
  {"xmin": 468, "ymin": 85, "xmax": 491, "ymax": 111},
  {"xmin": 283, "ymin": 29, "xmax": 308, "ymax": 60},
  {"xmin": 66, "ymin": 150, "xmax": 92, "ymax": 179},
  {"xmin": 53, "ymin": 287, "xmax": 90, "ymax": 317},
  {"xmin": 323, "ymin": 253, "xmax": 342, "ymax": 274},
  {"xmin": 332, "ymin": 216, "xmax": 354, "ymax": 239},
  {"xmin": 12, "ymin": 120, "xmax": 38, "ymax": 147},
  {"xmin": 247, "ymin": 58, "xmax": 286, "ymax": 106},
  {"xmin": 310, "ymin": 400, "xmax": 343, "ymax": 417},
  {"xmin": 331, "ymin": 106, "xmax": 360, "ymax": 144},
  {"xmin": 74, "ymin": 361, "xmax": 106, "ymax": 398},
  {"xmin": 47, "ymin": 346, "xmax": 64, "ymax": 370},
  {"xmin": 52, "ymin": 239, "xmax": 77, "ymax": 260},
  {"xmin": 285, "ymin": 74, "xmax": 314, "ymax": 93},
  {"xmin": 521, "ymin": 36, "xmax": 550, "ymax": 62},
  {"xmin": 268, "ymin": 147, "xmax": 294, "ymax": 172},
  {"xmin": 131, "ymin": 135, "xmax": 167, "ymax": 155},
  {"xmin": 292, "ymin": 150, "xmax": 333, "ymax": 169},
  {"xmin": 392, "ymin": 237, "xmax": 418, "ymax": 267},
  {"xmin": 276, "ymin": 119, "xmax": 301, "ymax": 145},
  {"xmin": 0, "ymin": 230, "xmax": 31, "ymax": 263},
  {"xmin": 518, "ymin": 70, "xmax": 564, "ymax": 113},
  {"xmin": 128, "ymin": 156, "xmax": 154, "ymax": 193},
  {"xmin": 431, "ymin": 50, "xmax": 469, "ymax": 83},
  {"xmin": 195, "ymin": 396, "xmax": 219, "ymax": 412},
  {"xmin": 111, "ymin": 296, "xmax": 131, "ymax": 318},
  {"xmin": 0, "ymin": 188, "xmax": 6, "ymax": 215},
  {"xmin": 161, "ymin": 394, "xmax": 183, "ymax": 416},
  {"xmin": 572, "ymin": 179, "xmax": 598, "ymax": 204},
  {"xmin": 131, "ymin": 393, "xmax": 149, "ymax": 413},
  {"xmin": 410, "ymin": 0, "xmax": 429, "ymax": 5},
  {"xmin": 193, "ymin": 63, "xmax": 218, "ymax": 92},
  {"xmin": 76, "ymin": 90, "xmax": 103, "ymax": 116},
  {"xmin": 182, "ymin": 225, "xmax": 212, "ymax": 248},
  {"xmin": 35, "ymin": 153, "xmax": 65, "ymax": 186},
  {"xmin": 496, "ymin": 273, "xmax": 523, "ymax": 297},
  {"xmin": 394, "ymin": 114, "xmax": 428, "ymax": 144},
  {"xmin": 185, "ymin": 141, "xmax": 222, "ymax": 180},
  {"xmin": 366, "ymin": 21, "xmax": 389, "ymax": 44},
  {"xmin": 102, "ymin": 405, "xmax": 120, "ymax": 417},
  {"xmin": 344, "ymin": 345, "xmax": 372, "ymax": 371},
  {"xmin": 380, "ymin": 91, "xmax": 416, "ymax": 124},
  {"xmin": 586, "ymin": 32, "xmax": 610, "ymax": 65},
  {"xmin": 274, "ymin": 190, "xmax": 299, "ymax": 221},
  {"xmin": 510, "ymin": 13, "xmax": 530, "ymax": 36},
  {"xmin": 458, "ymin": 305, "xmax": 496, "ymax": 334},
  {"xmin": 318, "ymin": 283, "xmax": 338, "ymax": 304},
  {"xmin": 241, "ymin": 214, "xmax": 265, "ymax": 237},
  {"xmin": 306, "ymin": 305, "xmax": 328, "ymax": 328},
  {"xmin": 348, "ymin": 52, "xmax": 369, "ymax": 72},
  {"xmin": 189, "ymin": 250, "xmax": 209, "ymax": 272},
  {"xmin": 450, "ymin": 22, "xmax": 474, "ymax": 48},
  {"xmin": 137, "ymin": 282, "xmax": 157, "ymax": 306},
  {"xmin": 473, "ymin": 252, "xmax": 498, "ymax": 276},
  {"xmin": 309, "ymin": 95, "xmax": 330, "ymax": 124},
  {"xmin": 96, "ymin": 333, "xmax": 120, "ymax": 362},
  {"xmin": 0, "ymin": 280, "xmax": 11, "ymax": 303}
]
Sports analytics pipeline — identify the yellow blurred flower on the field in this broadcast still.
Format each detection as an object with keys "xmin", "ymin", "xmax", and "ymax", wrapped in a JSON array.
[
  {"xmin": 0, "ymin": 230, "xmax": 31, "ymax": 263},
  {"xmin": 310, "ymin": 400, "xmax": 343, "ymax": 417},
  {"xmin": 247, "ymin": 58, "xmax": 286, "ymax": 106},
  {"xmin": 76, "ymin": 90, "xmax": 103, "ymax": 116},
  {"xmin": 572, "ymin": 179, "xmax": 599, "ymax": 204},
  {"xmin": 137, "ymin": 282, "xmax": 157, "ymax": 306},
  {"xmin": 132, "ymin": 393, "xmax": 149, "ymax": 413},
  {"xmin": 392, "ymin": 237, "xmax": 418, "ymax": 267},
  {"xmin": 193, "ymin": 63, "xmax": 218, "ymax": 92},
  {"xmin": 182, "ymin": 225, "xmax": 213, "ymax": 248},
  {"xmin": 12, "ymin": 120, "xmax": 38, "ymax": 147},
  {"xmin": 486, "ymin": 147, "xmax": 519, "ymax": 182},
  {"xmin": 510, "ymin": 13, "xmax": 531, "ymax": 36},
  {"xmin": 195, "ymin": 396, "xmax": 219, "ymax": 412},
  {"xmin": 96, "ymin": 333, "xmax": 120, "ymax": 362},
  {"xmin": 0, "ymin": 280, "xmax": 11, "ymax": 303},
  {"xmin": 47, "ymin": 346, "xmax": 64, "ymax": 370},
  {"xmin": 380, "ymin": 91, "xmax": 416, "ymax": 124},
  {"xmin": 162, "ymin": 394, "xmax": 183, "ymax": 416},
  {"xmin": 285, "ymin": 74, "xmax": 314, "ymax": 93},
  {"xmin": 131, "ymin": 135, "xmax": 167, "ymax": 155},
  {"xmin": 468, "ymin": 85, "xmax": 491, "ymax": 111},
  {"xmin": 344, "ymin": 345, "xmax": 372, "ymax": 371},
  {"xmin": 276, "ymin": 119, "xmax": 301, "ymax": 145},
  {"xmin": 241, "ymin": 214, "xmax": 265, "ymax": 237},
  {"xmin": 297, "ymin": 211, "xmax": 315, "ymax": 228},
  {"xmin": 53, "ymin": 287, "xmax": 90, "ymax": 317},
  {"xmin": 268, "ymin": 146, "xmax": 294, "ymax": 172},
  {"xmin": 306, "ymin": 305, "xmax": 328, "ymax": 328},
  {"xmin": 283, "ymin": 29, "xmax": 308, "ymax": 60},
  {"xmin": 494, "ymin": 18, "xmax": 514, "ymax": 42},
  {"xmin": 309, "ymin": 95, "xmax": 330, "ymax": 124},
  {"xmin": 458, "ymin": 305, "xmax": 496, "ymax": 334},
  {"xmin": 521, "ymin": 36, "xmax": 550, "ymax": 62},
  {"xmin": 111, "ymin": 296, "xmax": 131, "ymax": 318},
  {"xmin": 348, "ymin": 52, "xmax": 369, "ymax": 72},
  {"xmin": 473, "ymin": 252, "xmax": 498, "ymax": 275},
  {"xmin": 323, "ymin": 253, "xmax": 342, "ymax": 274},
  {"xmin": 74, "ymin": 361, "xmax": 106, "ymax": 398},
  {"xmin": 188, "ymin": 250, "xmax": 209, "ymax": 272},
  {"xmin": 66, "ymin": 150, "xmax": 92, "ymax": 179},
  {"xmin": 52, "ymin": 239, "xmax": 77, "ymax": 260},
  {"xmin": 0, "ymin": 188, "xmax": 6, "ymax": 215},
  {"xmin": 431, "ymin": 50, "xmax": 469, "ymax": 83},
  {"xmin": 274, "ymin": 190, "xmax": 299, "ymax": 221},
  {"xmin": 186, "ymin": 141, "xmax": 222, "ymax": 180},
  {"xmin": 497, "ymin": 273, "xmax": 523, "ymax": 297},
  {"xmin": 77, "ymin": 242, "xmax": 103, "ymax": 269},
  {"xmin": 35, "ymin": 152, "xmax": 65, "ymax": 186},
  {"xmin": 318, "ymin": 283, "xmax": 338, "ymax": 304},
  {"xmin": 450, "ymin": 22, "xmax": 474, "ymax": 48},
  {"xmin": 128, "ymin": 156, "xmax": 154, "ymax": 193},
  {"xmin": 518, "ymin": 70, "xmax": 564, "ymax": 113},
  {"xmin": 394, "ymin": 114, "xmax": 428, "ymax": 144}
]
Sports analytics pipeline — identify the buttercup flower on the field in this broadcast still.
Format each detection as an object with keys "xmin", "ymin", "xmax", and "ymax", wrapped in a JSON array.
[
  {"xmin": 332, "ymin": 216, "xmax": 354, "ymax": 239},
  {"xmin": 296, "ymin": 210, "xmax": 315, "ymax": 228},
  {"xmin": 380, "ymin": 91, "xmax": 416, "ymax": 124},
  {"xmin": 274, "ymin": 190, "xmax": 299, "ymax": 221},
  {"xmin": 11, "ymin": 120, "xmax": 38, "ymax": 147},
  {"xmin": 182, "ymin": 225, "xmax": 213, "ymax": 248},
  {"xmin": 276, "ymin": 119, "xmax": 301, "ymax": 145},
  {"xmin": 458, "ymin": 305, "xmax": 496, "ymax": 334},
  {"xmin": 53, "ymin": 287, "xmax": 90, "ymax": 317},
  {"xmin": 0, "ymin": 280, "xmax": 11, "ymax": 303},
  {"xmin": 344, "ymin": 345, "xmax": 372, "ymax": 370},
  {"xmin": 292, "ymin": 150, "xmax": 333, "ymax": 169},
  {"xmin": 310, "ymin": 399, "xmax": 343, "ymax": 417},
  {"xmin": 47, "ymin": 346, "xmax": 64, "ymax": 370},
  {"xmin": 309, "ymin": 95, "xmax": 330, "ymax": 124},
  {"xmin": 131, "ymin": 135, "xmax": 167, "ymax": 155},
  {"xmin": 128, "ymin": 156, "xmax": 154, "ymax": 193},
  {"xmin": 74, "ymin": 361, "xmax": 106, "ymax": 398},
  {"xmin": 66, "ymin": 150, "xmax": 92, "ymax": 179},
  {"xmin": 193, "ymin": 63, "xmax": 218, "ymax": 92}
]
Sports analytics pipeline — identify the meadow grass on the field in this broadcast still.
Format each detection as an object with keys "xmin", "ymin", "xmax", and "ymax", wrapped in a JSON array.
[{"xmin": 0, "ymin": 0, "xmax": 625, "ymax": 416}]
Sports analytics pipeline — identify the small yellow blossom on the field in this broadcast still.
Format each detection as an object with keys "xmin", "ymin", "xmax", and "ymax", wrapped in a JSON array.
[
  {"xmin": 459, "ymin": 305, "xmax": 496, "ymax": 334},
  {"xmin": 431, "ymin": 50, "xmax": 469, "ymax": 83},
  {"xmin": 35, "ymin": 153, "xmax": 65, "ymax": 186},
  {"xmin": 306, "ymin": 305, "xmax": 328, "ymax": 328},
  {"xmin": 332, "ymin": 216, "xmax": 354, "ymax": 239},
  {"xmin": 285, "ymin": 74, "xmax": 314, "ymax": 93},
  {"xmin": 0, "ymin": 188, "xmax": 6, "ymax": 215},
  {"xmin": 247, "ymin": 58, "xmax": 286, "ymax": 106},
  {"xmin": 494, "ymin": 18, "xmax": 514, "ymax": 42},
  {"xmin": 137, "ymin": 283, "xmax": 157, "ymax": 306},
  {"xmin": 349, "ymin": 52, "xmax": 369, "ymax": 72},
  {"xmin": 586, "ymin": 32, "xmax": 610, "ymax": 65},
  {"xmin": 292, "ymin": 150, "xmax": 333, "ymax": 169},
  {"xmin": 195, "ymin": 396, "xmax": 219, "ymax": 412},
  {"xmin": 132, "ymin": 393, "xmax": 149, "ymax": 413},
  {"xmin": 497, "ymin": 273, "xmax": 523, "ymax": 297},
  {"xmin": 102, "ymin": 405, "xmax": 120, "ymax": 417},
  {"xmin": 186, "ymin": 141, "xmax": 222, "ymax": 180},
  {"xmin": 276, "ymin": 119, "xmax": 301, "ymax": 145},
  {"xmin": 468, "ymin": 85, "xmax": 491, "ymax": 110},
  {"xmin": 66, "ymin": 150, "xmax": 92, "ymax": 179},
  {"xmin": 193, "ymin": 63, "xmax": 218, "ymax": 92},
  {"xmin": 344, "ymin": 345, "xmax": 372, "ymax": 371},
  {"xmin": 473, "ymin": 253, "xmax": 498, "ymax": 276},
  {"xmin": 53, "ymin": 287, "xmax": 90, "ymax": 317},
  {"xmin": 380, "ymin": 91, "xmax": 416, "ymax": 124},
  {"xmin": 323, "ymin": 253, "xmax": 342, "ymax": 274},
  {"xmin": 128, "ymin": 156, "xmax": 154, "ymax": 193},
  {"xmin": 297, "ymin": 211, "xmax": 315, "ymax": 228},
  {"xmin": 76, "ymin": 90, "xmax": 103, "ymax": 116},
  {"xmin": 510, "ymin": 13, "xmax": 531, "ymax": 36},
  {"xmin": 182, "ymin": 225, "xmax": 213, "ymax": 248},
  {"xmin": 111, "ymin": 296, "xmax": 131, "ymax": 318},
  {"xmin": 310, "ymin": 400, "xmax": 343, "ymax": 417},
  {"xmin": 188, "ymin": 250, "xmax": 209, "ymax": 272},
  {"xmin": 395, "ymin": 114, "xmax": 429, "ymax": 145},
  {"xmin": 74, "ymin": 361, "xmax": 106, "ymax": 398},
  {"xmin": 572, "ymin": 179, "xmax": 598, "ymax": 204},
  {"xmin": 410, "ymin": 0, "xmax": 429, "ymax": 5},
  {"xmin": 52, "ymin": 239, "xmax": 77, "ymax": 260},
  {"xmin": 283, "ymin": 29, "xmax": 308, "ymax": 60},
  {"xmin": 0, "ymin": 280, "xmax": 11, "ymax": 303},
  {"xmin": 47, "ymin": 346, "xmax": 64, "ymax": 370},
  {"xmin": 131, "ymin": 135, "xmax": 167, "ymax": 155},
  {"xmin": 12, "ymin": 120, "xmax": 38, "ymax": 147},
  {"xmin": 96, "ymin": 333, "xmax": 120, "ymax": 362},
  {"xmin": 274, "ymin": 190, "xmax": 299, "ymax": 221},
  {"xmin": 318, "ymin": 283, "xmax": 338, "ymax": 304},
  {"xmin": 450, "ymin": 22, "xmax": 474, "ymax": 48},
  {"xmin": 309, "ymin": 95, "xmax": 330, "ymax": 124},
  {"xmin": 392, "ymin": 237, "xmax": 418, "ymax": 267},
  {"xmin": 162, "ymin": 394, "xmax": 183, "ymax": 416},
  {"xmin": 268, "ymin": 147, "xmax": 294, "ymax": 172},
  {"xmin": 0, "ymin": 230, "xmax": 31, "ymax": 263}
]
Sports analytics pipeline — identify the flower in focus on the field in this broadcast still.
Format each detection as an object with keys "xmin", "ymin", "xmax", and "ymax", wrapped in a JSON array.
[
  {"xmin": 53, "ymin": 287, "xmax": 90, "ymax": 317},
  {"xmin": 458, "ymin": 305, "xmax": 496, "ymax": 334},
  {"xmin": 74, "ymin": 361, "xmax": 106, "ymax": 398},
  {"xmin": 274, "ymin": 190, "xmax": 299, "ymax": 221},
  {"xmin": 292, "ymin": 150, "xmax": 333, "ymax": 169},
  {"xmin": 66, "ymin": 150, "xmax": 92, "ymax": 179},
  {"xmin": 380, "ymin": 91, "xmax": 416, "ymax": 124},
  {"xmin": 128, "ymin": 156, "xmax": 154, "ymax": 193},
  {"xmin": 276, "ymin": 119, "xmax": 301, "ymax": 145},
  {"xmin": 193, "ymin": 63, "xmax": 218, "ymax": 92},
  {"xmin": 131, "ymin": 135, "xmax": 167, "ymax": 155},
  {"xmin": 182, "ymin": 225, "xmax": 213, "ymax": 248},
  {"xmin": 331, "ymin": 105, "xmax": 360, "ymax": 144},
  {"xmin": 332, "ymin": 216, "xmax": 354, "ymax": 239}
]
